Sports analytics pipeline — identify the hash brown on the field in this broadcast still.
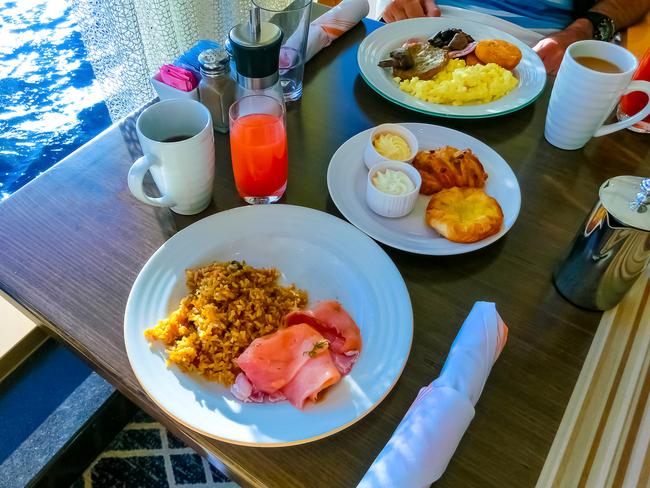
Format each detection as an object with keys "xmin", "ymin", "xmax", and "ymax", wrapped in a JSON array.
[{"xmin": 475, "ymin": 39, "xmax": 522, "ymax": 70}]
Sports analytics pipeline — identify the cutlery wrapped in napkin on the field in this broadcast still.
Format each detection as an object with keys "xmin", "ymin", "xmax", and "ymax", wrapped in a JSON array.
[
  {"xmin": 306, "ymin": 0, "xmax": 369, "ymax": 62},
  {"xmin": 357, "ymin": 301, "xmax": 508, "ymax": 488}
]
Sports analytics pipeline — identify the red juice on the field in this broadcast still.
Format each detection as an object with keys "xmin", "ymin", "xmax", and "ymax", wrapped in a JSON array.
[
  {"xmin": 230, "ymin": 113, "xmax": 288, "ymax": 200},
  {"xmin": 620, "ymin": 48, "xmax": 650, "ymax": 122}
]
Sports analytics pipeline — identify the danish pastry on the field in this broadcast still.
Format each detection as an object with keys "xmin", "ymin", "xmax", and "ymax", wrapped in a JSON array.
[
  {"xmin": 475, "ymin": 39, "xmax": 522, "ymax": 70},
  {"xmin": 425, "ymin": 187, "xmax": 503, "ymax": 243},
  {"xmin": 413, "ymin": 146, "xmax": 488, "ymax": 195}
]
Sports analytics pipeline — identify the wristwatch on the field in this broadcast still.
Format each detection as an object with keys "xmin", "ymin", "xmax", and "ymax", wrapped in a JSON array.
[{"xmin": 582, "ymin": 11, "xmax": 617, "ymax": 42}]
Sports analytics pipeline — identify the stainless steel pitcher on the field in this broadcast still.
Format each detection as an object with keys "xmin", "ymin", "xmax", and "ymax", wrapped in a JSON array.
[{"xmin": 554, "ymin": 176, "xmax": 650, "ymax": 311}]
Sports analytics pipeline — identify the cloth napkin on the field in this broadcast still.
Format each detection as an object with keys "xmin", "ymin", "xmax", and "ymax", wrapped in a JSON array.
[
  {"xmin": 357, "ymin": 301, "xmax": 508, "ymax": 488},
  {"xmin": 306, "ymin": 0, "xmax": 370, "ymax": 62}
]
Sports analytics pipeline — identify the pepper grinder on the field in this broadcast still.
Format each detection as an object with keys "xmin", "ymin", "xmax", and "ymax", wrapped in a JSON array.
[
  {"xmin": 228, "ymin": 7, "xmax": 284, "ymax": 107},
  {"xmin": 554, "ymin": 176, "xmax": 650, "ymax": 311}
]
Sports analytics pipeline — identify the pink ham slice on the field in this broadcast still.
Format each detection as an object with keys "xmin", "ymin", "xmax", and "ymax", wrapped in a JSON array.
[
  {"xmin": 231, "ymin": 373, "xmax": 286, "ymax": 403},
  {"xmin": 235, "ymin": 323, "xmax": 326, "ymax": 394},
  {"xmin": 285, "ymin": 300, "xmax": 362, "ymax": 374},
  {"xmin": 281, "ymin": 351, "xmax": 341, "ymax": 409},
  {"xmin": 232, "ymin": 301, "xmax": 362, "ymax": 409}
]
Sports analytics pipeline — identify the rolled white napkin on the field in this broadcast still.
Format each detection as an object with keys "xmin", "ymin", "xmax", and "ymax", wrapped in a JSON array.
[
  {"xmin": 306, "ymin": 0, "xmax": 370, "ymax": 62},
  {"xmin": 357, "ymin": 301, "xmax": 508, "ymax": 488}
]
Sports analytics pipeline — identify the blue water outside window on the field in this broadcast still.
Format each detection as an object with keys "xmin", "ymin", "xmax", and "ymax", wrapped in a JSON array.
[{"xmin": 0, "ymin": 0, "xmax": 111, "ymax": 200}]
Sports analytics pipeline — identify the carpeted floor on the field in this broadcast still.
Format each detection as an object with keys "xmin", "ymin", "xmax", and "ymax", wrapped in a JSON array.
[{"xmin": 71, "ymin": 410, "xmax": 239, "ymax": 488}]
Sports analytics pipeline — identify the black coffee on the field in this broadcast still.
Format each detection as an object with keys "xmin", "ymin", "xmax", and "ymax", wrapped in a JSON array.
[{"xmin": 161, "ymin": 135, "xmax": 193, "ymax": 143}]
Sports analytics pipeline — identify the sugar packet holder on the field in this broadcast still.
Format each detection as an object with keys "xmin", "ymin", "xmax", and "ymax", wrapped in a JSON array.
[{"xmin": 151, "ymin": 64, "xmax": 199, "ymax": 101}]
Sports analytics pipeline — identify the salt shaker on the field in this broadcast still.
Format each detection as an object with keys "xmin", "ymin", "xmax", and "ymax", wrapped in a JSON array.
[
  {"xmin": 554, "ymin": 176, "xmax": 650, "ymax": 311},
  {"xmin": 198, "ymin": 48, "xmax": 236, "ymax": 133},
  {"xmin": 228, "ymin": 8, "xmax": 285, "ymax": 107}
]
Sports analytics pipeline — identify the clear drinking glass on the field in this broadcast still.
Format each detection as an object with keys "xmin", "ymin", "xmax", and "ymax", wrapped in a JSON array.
[
  {"xmin": 229, "ymin": 95, "xmax": 288, "ymax": 204},
  {"xmin": 253, "ymin": 0, "xmax": 312, "ymax": 102}
]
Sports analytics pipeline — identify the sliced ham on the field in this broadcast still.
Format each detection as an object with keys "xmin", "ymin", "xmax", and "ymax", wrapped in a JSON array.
[
  {"xmin": 232, "ymin": 301, "xmax": 362, "ymax": 409},
  {"xmin": 285, "ymin": 300, "xmax": 362, "ymax": 375},
  {"xmin": 232, "ymin": 373, "xmax": 286, "ymax": 403},
  {"xmin": 235, "ymin": 323, "xmax": 326, "ymax": 394},
  {"xmin": 281, "ymin": 351, "xmax": 341, "ymax": 409},
  {"xmin": 286, "ymin": 300, "xmax": 362, "ymax": 355}
]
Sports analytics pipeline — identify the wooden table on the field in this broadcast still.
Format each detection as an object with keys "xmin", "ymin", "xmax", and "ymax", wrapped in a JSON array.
[{"xmin": 1, "ymin": 11, "xmax": 649, "ymax": 488}]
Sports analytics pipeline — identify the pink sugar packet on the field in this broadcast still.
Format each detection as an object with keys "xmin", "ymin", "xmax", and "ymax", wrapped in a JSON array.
[{"xmin": 159, "ymin": 64, "xmax": 197, "ymax": 92}]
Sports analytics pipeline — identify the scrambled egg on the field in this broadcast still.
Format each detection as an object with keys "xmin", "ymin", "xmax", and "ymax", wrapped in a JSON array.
[
  {"xmin": 373, "ymin": 132, "xmax": 411, "ymax": 160},
  {"xmin": 396, "ymin": 59, "xmax": 519, "ymax": 106}
]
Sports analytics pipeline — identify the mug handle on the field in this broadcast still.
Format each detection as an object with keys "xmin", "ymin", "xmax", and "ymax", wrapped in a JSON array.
[
  {"xmin": 594, "ymin": 80, "xmax": 650, "ymax": 137},
  {"xmin": 127, "ymin": 156, "xmax": 176, "ymax": 207}
]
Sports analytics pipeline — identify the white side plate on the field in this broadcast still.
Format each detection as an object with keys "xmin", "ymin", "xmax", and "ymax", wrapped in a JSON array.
[{"xmin": 327, "ymin": 123, "xmax": 521, "ymax": 255}]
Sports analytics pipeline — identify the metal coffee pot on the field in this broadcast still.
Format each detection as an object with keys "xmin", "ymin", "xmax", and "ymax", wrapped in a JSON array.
[{"xmin": 554, "ymin": 176, "xmax": 650, "ymax": 311}]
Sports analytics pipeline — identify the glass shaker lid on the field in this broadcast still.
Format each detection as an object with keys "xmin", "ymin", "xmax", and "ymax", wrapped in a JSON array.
[
  {"xmin": 198, "ymin": 48, "xmax": 229, "ymax": 72},
  {"xmin": 599, "ymin": 175, "xmax": 650, "ymax": 231}
]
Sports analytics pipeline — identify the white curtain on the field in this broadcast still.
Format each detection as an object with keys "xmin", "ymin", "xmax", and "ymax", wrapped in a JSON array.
[{"xmin": 73, "ymin": 0, "xmax": 250, "ymax": 120}]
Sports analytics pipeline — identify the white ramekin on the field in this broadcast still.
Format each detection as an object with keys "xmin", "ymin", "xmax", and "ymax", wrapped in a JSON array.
[
  {"xmin": 366, "ymin": 161, "xmax": 422, "ymax": 218},
  {"xmin": 363, "ymin": 124, "xmax": 418, "ymax": 170}
]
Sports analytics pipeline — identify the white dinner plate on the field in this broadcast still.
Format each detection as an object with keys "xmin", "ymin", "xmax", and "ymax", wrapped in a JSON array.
[
  {"xmin": 124, "ymin": 205, "xmax": 413, "ymax": 446},
  {"xmin": 327, "ymin": 123, "xmax": 521, "ymax": 255},
  {"xmin": 358, "ymin": 18, "xmax": 546, "ymax": 118}
]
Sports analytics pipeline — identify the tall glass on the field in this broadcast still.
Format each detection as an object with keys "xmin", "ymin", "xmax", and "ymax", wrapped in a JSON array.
[
  {"xmin": 617, "ymin": 47, "xmax": 650, "ymax": 133},
  {"xmin": 229, "ymin": 95, "xmax": 288, "ymax": 204},
  {"xmin": 253, "ymin": 0, "xmax": 312, "ymax": 102}
]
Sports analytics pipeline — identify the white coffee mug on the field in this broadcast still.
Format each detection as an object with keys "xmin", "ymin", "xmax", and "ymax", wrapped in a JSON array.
[
  {"xmin": 128, "ymin": 99, "xmax": 215, "ymax": 215},
  {"xmin": 544, "ymin": 40, "xmax": 650, "ymax": 150}
]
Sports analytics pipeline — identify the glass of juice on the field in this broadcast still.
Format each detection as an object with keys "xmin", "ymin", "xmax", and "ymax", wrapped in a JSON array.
[
  {"xmin": 617, "ymin": 47, "xmax": 650, "ymax": 133},
  {"xmin": 229, "ymin": 95, "xmax": 288, "ymax": 204}
]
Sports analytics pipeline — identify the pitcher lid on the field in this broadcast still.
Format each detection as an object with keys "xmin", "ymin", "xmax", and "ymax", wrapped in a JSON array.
[{"xmin": 599, "ymin": 176, "xmax": 650, "ymax": 231}]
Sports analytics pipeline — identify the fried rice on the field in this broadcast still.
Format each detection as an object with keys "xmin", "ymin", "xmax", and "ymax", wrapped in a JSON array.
[{"xmin": 144, "ymin": 260, "xmax": 308, "ymax": 385}]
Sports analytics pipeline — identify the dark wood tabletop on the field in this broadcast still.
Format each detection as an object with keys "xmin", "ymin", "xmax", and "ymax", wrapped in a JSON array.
[{"xmin": 1, "ymin": 8, "xmax": 649, "ymax": 488}]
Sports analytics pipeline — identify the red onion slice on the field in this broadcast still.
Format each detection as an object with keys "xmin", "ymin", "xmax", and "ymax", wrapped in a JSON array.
[{"xmin": 448, "ymin": 41, "xmax": 477, "ymax": 59}]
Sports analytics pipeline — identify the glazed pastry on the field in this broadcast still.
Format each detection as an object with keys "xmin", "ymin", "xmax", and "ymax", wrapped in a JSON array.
[
  {"xmin": 413, "ymin": 146, "xmax": 488, "ymax": 195},
  {"xmin": 425, "ymin": 187, "xmax": 503, "ymax": 243}
]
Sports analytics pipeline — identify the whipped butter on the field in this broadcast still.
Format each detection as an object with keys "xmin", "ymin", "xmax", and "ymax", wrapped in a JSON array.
[
  {"xmin": 372, "ymin": 169, "xmax": 415, "ymax": 195},
  {"xmin": 372, "ymin": 133, "xmax": 411, "ymax": 161}
]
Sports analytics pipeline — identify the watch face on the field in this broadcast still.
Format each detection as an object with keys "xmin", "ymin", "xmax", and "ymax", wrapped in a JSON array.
[{"xmin": 587, "ymin": 12, "xmax": 616, "ymax": 41}]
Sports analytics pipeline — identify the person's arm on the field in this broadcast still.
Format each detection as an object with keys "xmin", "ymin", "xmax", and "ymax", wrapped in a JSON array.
[
  {"xmin": 534, "ymin": 0, "xmax": 650, "ymax": 75},
  {"xmin": 381, "ymin": 0, "xmax": 440, "ymax": 23},
  {"xmin": 590, "ymin": 0, "xmax": 650, "ymax": 31}
]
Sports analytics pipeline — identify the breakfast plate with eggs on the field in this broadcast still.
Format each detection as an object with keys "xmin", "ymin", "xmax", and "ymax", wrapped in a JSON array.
[
  {"xmin": 357, "ymin": 18, "xmax": 546, "ymax": 118},
  {"xmin": 326, "ymin": 123, "xmax": 521, "ymax": 255}
]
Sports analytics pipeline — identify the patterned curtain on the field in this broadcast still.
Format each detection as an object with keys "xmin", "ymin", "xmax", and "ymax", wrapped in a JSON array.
[{"xmin": 73, "ymin": 0, "xmax": 250, "ymax": 120}]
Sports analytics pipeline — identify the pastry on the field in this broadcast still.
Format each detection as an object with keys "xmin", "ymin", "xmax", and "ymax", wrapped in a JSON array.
[
  {"xmin": 475, "ymin": 39, "xmax": 522, "ymax": 70},
  {"xmin": 425, "ymin": 187, "xmax": 503, "ymax": 243},
  {"xmin": 413, "ymin": 146, "xmax": 488, "ymax": 195}
]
